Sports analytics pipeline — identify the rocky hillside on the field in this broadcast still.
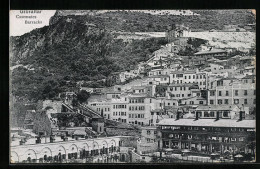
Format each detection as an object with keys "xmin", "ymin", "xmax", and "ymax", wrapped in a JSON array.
[
  {"xmin": 49, "ymin": 10, "xmax": 255, "ymax": 32},
  {"xmin": 10, "ymin": 14, "xmax": 167, "ymax": 101}
]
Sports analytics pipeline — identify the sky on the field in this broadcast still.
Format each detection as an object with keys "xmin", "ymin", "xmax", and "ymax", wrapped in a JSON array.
[{"xmin": 10, "ymin": 10, "xmax": 56, "ymax": 36}]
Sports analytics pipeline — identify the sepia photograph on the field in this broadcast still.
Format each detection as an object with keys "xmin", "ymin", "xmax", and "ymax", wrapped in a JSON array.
[{"xmin": 9, "ymin": 9, "xmax": 256, "ymax": 164}]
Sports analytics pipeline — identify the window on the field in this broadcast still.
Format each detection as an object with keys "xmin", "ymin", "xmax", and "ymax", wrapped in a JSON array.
[
  {"xmin": 226, "ymin": 91, "xmax": 229, "ymax": 96},
  {"xmin": 199, "ymin": 101, "xmax": 203, "ymax": 104},
  {"xmin": 239, "ymin": 137, "xmax": 244, "ymax": 141},
  {"xmin": 210, "ymin": 91, "xmax": 215, "ymax": 96},
  {"xmin": 234, "ymin": 99, "xmax": 239, "ymax": 104},
  {"xmin": 218, "ymin": 99, "xmax": 222, "ymax": 104},
  {"xmin": 210, "ymin": 100, "xmax": 214, "ymax": 104},
  {"xmin": 223, "ymin": 111, "xmax": 229, "ymax": 117},
  {"xmin": 147, "ymin": 130, "xmax": 151, "ymax": 135},
  {"xmin": 204, "ymin": 111, "xmax": 209, "ymax": 117},
  {"xmin": 235, "ymin": 90, "xmax": 238, "ymax": 96},
  {"xmin": 129, "ymin": 114, "xmax": 131, "ymax": 118},
  {"xmin": 244, "ymin": 90, "xmax": 248, "ymax": 96},
  {"xmin": 254, "ymin": 90, "xmax": 256, "ymax": 95},
  {"xmin": 210, "ymin": 112, "xmax": 215, "ymax": 117},
  {"xmin": 219, "ymin": 91, "xmax": 222, "ymax": 96},
  {"xmin": 244, "ymin": 99, "xmax": 248, "ymax": 104},
  {"xmin": 231, "ymin": 138, "xmax": 236, "ymax": 142},
  {"xmin": 225, "ymin": 99, "xmax": 229, "ymax": 104},
  {"xmin": 190, "ymin": 101, "xmax": 194, "ymax": 105}
]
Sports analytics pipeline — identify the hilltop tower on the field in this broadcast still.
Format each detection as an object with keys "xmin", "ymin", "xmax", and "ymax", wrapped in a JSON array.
[{"xmin": 165, "ymin": 24, "xmax": 190, "ymax": 42}]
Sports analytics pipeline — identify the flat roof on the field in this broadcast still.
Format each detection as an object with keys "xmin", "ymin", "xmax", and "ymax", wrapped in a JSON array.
[
  {"xmin": 158, "ymin": 119, "xmax": 255, "ymax": 128},
  {"xmin": 196, "ymin": 105, "xmax": 237, "ymax": 111},
  {"xmin": 169, "ymin": 83, "xmax": 196, "ymax": 87},
  {"xmin": 148, "ymin": 75, "xmax": 170, "ymax": 78},
  {"xmin": 195, "ymin": 49, "xmax": 227, "ymax": 55}
]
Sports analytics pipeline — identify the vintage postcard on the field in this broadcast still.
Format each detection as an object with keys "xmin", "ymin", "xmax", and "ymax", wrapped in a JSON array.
[{"xmin": 9, "ymin": 10, "xmax": 256, "ymax": 163}]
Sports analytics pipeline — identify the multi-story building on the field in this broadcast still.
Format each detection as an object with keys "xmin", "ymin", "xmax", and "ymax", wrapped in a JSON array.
[
  {"xmin": 157, "ymin": 111, "xmax": 255, "ymax": 157},
  {"xmin": 208, "ymin": 78, "xmax": 256, "ymax": 113},
  {"xmin": 137, "ymin": 126, "xmax": 158, "ymax": 154},
  {"xmin": 88, "ymin": 100, "xmax": 112, "ymax": 119},
  {"xmin": 167, "ymin": 83, "xmax": 198, "ymax": 99},
  {"xmin": 111, "ymin": 97, "xmax": 129, "ymax": 123},
  {"xmin": 170, "ymin": 70, "xmax": 208, "ymax": 89},
  {"xmin": 148, "ymin": 68, "xmax": 171, "ymax": 77},
  {"xmin": 127, "ymin": 94, "xmax": 152, "ymax": 126},
  {"xmin": 194, "ymin": 49, "xmax": 227, "ymax": 60},
  {"xmin": 179, "ymin": 96, "xmax": 207, "ymax": 106},
  {"xmin": 147, "ymin": 75, "xmax": 170, "ymax": 85}
]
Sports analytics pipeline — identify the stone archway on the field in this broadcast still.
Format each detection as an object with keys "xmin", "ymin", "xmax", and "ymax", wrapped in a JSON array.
[
  {"xmin": 101, "ymin": 140, "xmax": 108, "ymax": 155},
  {"xmin": 10, "ymin": 151, "xmax": 19, "ymax": 163},
  {"xmin": 38, "ymin": 147, "xmax": 53, "ymax": 162},
  {"xmin": 54, "ymin": 145, "xmax": 66, "ymax": 162},
  {"xmin": 68, "ymin": 144, "xmax": 78, "ymax": 160},
  {"xmin": 109, "ymin": 139, "xmax": 116, "ymax": 153},
  {"xmin": 92, "ymin": 141, "xmax": 99, "ymax": 156},
  {"xmin": 23, "ymin": 149, "xmax": 37, "ymax": 163},
  {"xmin": 80, "ymin": 143, "xmax": 90, "ymax": 159}
]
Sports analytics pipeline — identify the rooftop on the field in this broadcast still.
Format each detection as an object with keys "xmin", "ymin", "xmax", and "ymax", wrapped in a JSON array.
[
  {"xmin": 196, "ymin": 105, "xmax": 238, "ymax": 111},
  {"xmin": 242, "ymin": 75, "xmax": 255, "ymax": 79},
  {"xmin": 148, "ymin": 75, "xmax": 170, "ymax": 78},
  {"xmin": 171, "ymin": 70, "xmax": 197, "ymax": 74},
  {"xmin": 169, "ymin": 83, "xmax": 197, "ymax": 87},
  {"xmin": 194, "ymin": 49, "xmax": 227, "ymax": 55},
  {"xmin": 158, "ymin": 118, "xmax": 255, "ymax": 128}
]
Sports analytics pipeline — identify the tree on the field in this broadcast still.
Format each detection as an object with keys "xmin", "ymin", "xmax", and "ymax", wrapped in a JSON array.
[{"xmin": 76, "ymin": 90, "xmax": 90, "ymax": 104}]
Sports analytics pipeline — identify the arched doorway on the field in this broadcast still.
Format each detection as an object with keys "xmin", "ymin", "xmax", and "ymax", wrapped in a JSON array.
[
  {"xmin": 80, "ymin": 143, "xmax": 90, "ymax": 159},
  {"xmin": 55, "ymin": 146, "xmax": 66, "ymax": 162},
  {"xmin": 40, "ymin": 147, "xmax": 52, "ymax": 163},
  {"xmin": 10, "ymin": 151, "xmax": 19, "ymax": 163},
  {"xmin": 68, "ymin": 144, "xmax": 78, "ymax": 160},
  {"xmin": 92, "ymin": 142, "xmax": 99, "ymax": 156},
  {"xmin": 24, "ymin": 149, "xmax": 37, "ymax": 163}
]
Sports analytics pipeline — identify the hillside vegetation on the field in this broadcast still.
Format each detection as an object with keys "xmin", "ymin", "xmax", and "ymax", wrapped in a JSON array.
[{"xmin": 10, "ymin": 17, "xmax": 167, "ymax": 101}]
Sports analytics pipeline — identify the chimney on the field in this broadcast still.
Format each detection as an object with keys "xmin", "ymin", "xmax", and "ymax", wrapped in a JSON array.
[
  {"xmin": 36, "ymin": 136, "xmax": 41, "ymax": 144},
  {"xmin": 63, "ymin": 136, "xmax": 68, "ymax": 141},
  {"xmin": 176, "ymin": 111, "xmax": 180, "ymax": 120},
  {"xmin": 215, "ymin": 111, "xmax": 220, "ymax": 121},
  {"xmin": 50, "ymin": 135, "xmax": 55, "ymax": 143},
  {"xmin": 239, "ymin": 111, "xmax": 245, "ymax": 121},
  {"xmin": 19, "ymin": 138, "xmax": 26, "ymax": 145},
  {"xmin": 195, "ymin": 112, "xmax": 199, "ymax": 120}
]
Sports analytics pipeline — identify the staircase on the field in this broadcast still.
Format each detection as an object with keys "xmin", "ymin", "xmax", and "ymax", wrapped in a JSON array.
[{"xmin": 78, "ymin": 103, "xmax": 102, "ymax": 118}]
